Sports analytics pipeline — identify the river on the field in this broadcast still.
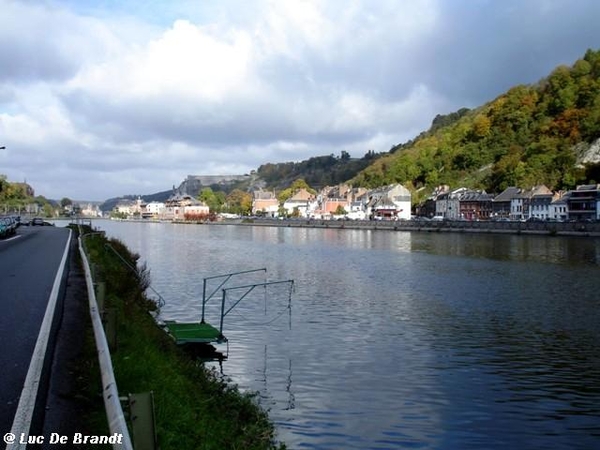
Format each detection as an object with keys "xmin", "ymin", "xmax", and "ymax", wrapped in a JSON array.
[{"xmin": 91, "ymin": 220, "xmax": 600, "ymax": 450}]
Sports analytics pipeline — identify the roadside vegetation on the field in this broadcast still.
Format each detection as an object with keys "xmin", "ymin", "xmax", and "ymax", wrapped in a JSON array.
[
  {"xmin": 0, "ymin": 175, "xmax": 78, "ymax": 217},
  {"xmin": 73, "ymin": 225, "xmax": 286, "ymax": 450},
  {"xmin": 0, "ymin": 175, "xmax": 59, "ymax": 216}
]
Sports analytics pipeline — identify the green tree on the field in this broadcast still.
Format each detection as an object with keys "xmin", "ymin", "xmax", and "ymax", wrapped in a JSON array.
[
  {"xmin": 198, "ymin": 187, "xmax": 224, "ymax": 213},
  {"xmin": 290, "ymin": 178, "xmax": 316, "ymax": 194},
  {"xmin": 277, "ymin": 188, "xmax": 293, "ymax": 204},
  {"xmin": 489, "ymin": 145, "xmax": 526, "ymax": 191},
  {"xmin": 545, "ymin": 65, "xmax": 577, "ymax": 115},
  {"xmin": 0, "ymin": 176, "xmax": 37, "ymax": 212},
  {"xmin": 334, "ymin": 205, "xmax": 347, "ymax": 215}
]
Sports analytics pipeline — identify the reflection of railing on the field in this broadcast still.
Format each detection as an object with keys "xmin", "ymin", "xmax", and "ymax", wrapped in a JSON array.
[{"xmin": 201, "ymin": 268, "xmax": 267, "ymax": 323}]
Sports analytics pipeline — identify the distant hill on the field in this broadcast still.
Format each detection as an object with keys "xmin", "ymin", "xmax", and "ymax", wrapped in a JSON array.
[
  {"xmin": 352, "ymin": 48, "xmax": 600, "ymax": 202},
  {"xmin": 176, "ymin": 174, "xmax": 258, "ymax": 198}
]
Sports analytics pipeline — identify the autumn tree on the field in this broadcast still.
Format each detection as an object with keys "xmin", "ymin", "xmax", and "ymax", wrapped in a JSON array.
[
  {"xmin": 225, "ymin": 189, "xmax": 252, "ymax": 215},
  {"xmin": 277, "ymin": 179, "xmax": 316, "ymax": 204}
]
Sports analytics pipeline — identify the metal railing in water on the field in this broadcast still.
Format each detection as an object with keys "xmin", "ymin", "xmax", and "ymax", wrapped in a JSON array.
[{"xmin": 201, "ymin": 268, "xmax": 267, "ymax": 323}]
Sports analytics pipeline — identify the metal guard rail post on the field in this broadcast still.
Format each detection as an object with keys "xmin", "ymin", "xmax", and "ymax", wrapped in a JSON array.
[{"xmin": 78, "ymin": 232, "xmax": 134, "ymax": 450}]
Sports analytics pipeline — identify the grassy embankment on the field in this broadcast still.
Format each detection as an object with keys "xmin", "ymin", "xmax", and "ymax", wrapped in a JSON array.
[{"xmin": 74, "ymin": 225, "xmax": 285, "ymax": 450}]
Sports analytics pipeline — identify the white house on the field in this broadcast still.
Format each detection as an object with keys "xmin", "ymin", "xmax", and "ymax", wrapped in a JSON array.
[
  {"xmin": 366, "ymin": 184, "xmax": 412, "ymax": 220},
  {"xmin": 346, "ymin": 201, "xmax": 367, "ymax": 220},
  {"xmin": 510, "ymin": 185, "xmax": 552, "ymax": 220},
  {"xmin": 146, "ymin": 201, "xmax": 165, "ymax": 218},
  {"xmin": 529, "ymin": 191, "xmax": 554, "ymax": 220},
  {"xmin": 283, "ymin": 188, "xmax": 315, "ymax": 217},
  {"xmin": 549, "ymin": 192, "xmax": 569, "ymax": 221},
  {"xmin": 114, "ymin": 202, "xmax": 133, "ymax": 216},
  {"xmin": 80, "ymin": 203, "xmax": 102, "ymax": 217}
]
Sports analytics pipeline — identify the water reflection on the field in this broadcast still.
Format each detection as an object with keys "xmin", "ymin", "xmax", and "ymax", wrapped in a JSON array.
[
  {"xmin": 410, "ymin": 232, "xmax": 600, "ymax": 265},
  {"xmin": 94, "ymin": 220, "xmax": 600, "ymax": 450}
]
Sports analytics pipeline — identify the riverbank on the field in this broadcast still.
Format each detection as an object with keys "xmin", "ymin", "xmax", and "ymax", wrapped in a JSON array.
[
  {"xmin": 73, "ymin": 225, "xmax": 286, "ymax": 450},
  {"xmin": 190, "ymin": 217, "xmax": 600, "ymax": 237}
]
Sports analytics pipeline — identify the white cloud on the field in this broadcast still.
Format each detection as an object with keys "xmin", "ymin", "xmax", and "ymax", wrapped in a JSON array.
[{"xmin": 68, "ymin": 19, "xmax": 257, "ymax": 103}]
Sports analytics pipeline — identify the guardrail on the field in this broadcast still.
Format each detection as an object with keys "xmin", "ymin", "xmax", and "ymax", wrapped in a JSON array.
[{"xmin": 78, "ymin": 231, "xmax": 133, "ymax": 450}]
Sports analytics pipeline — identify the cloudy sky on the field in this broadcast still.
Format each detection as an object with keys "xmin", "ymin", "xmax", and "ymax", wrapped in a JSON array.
[{"xmin": 1, "ymin": 0, "xmax": 599, "ymax": 201}]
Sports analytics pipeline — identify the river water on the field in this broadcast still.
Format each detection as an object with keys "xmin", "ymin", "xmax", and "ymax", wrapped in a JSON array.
[{"xmin": 92, "ymin": 220, "xmax": 600, "ymax": 449}]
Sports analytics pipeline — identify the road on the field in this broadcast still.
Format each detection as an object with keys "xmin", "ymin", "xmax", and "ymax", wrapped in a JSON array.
[{"xmin": 0, "ymin": 224, "xmax": 71, "ymax": 440}]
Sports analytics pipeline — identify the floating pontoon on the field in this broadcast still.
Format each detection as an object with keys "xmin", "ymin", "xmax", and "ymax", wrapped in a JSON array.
[{"xmin": 163, "ymin": 268, "xmax": 294, "ymax": 346}]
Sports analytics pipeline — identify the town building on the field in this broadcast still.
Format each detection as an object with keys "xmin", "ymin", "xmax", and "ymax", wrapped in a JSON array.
[
  {"xmin": 567, "ymin": 184, "xmax": 600, "ymax": 221},
  {"xmin": 419, "ymin": 185, "xmax": 449, "ymax": 218},
  {"xmin": 282, "ymin": 188, "xmax": 316, "ymax": 217},
  {"xmin": 492, "ymin": 187, "xmax": 521, "ymax": 219},
  {"xmin": 529, "ymin": 188, "xmax": 554, "ymax": 221},
  {"xmin": 164, "ymin": 192, "xmax": 209, "ymax": 220},
  {"xmin": 366, "ymin": 184, "xmax": 412, "ymax": 220},
  {"xmin": 252, "ymin": 190, "xmax": 279, "ymax": 217},
  {"xmin": 435, "ymin": 187, "xmax": 467, "ymax": 220},
  {"xmin": 79, "ymin": 203, "xmax": 102, "ymax": 217},
  {"xmin": 510, "ymin": 185, "xmax": 552, "ymax": 221},
  {"xmin": 549, "ymin": 192, "xmax": 569, "ymax": 221},
  {"xmin": 146, "ymin": 201, "xmax": 166, "ymax": 218},
  {"xmin": 458, "ymin": 190, "xmax": 494, "ymax": 221}
]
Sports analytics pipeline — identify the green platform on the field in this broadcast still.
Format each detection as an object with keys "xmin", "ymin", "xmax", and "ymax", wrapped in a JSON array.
[{"xmin": 163, "ymin": 321, "xmax": 227, "ymax": 344}]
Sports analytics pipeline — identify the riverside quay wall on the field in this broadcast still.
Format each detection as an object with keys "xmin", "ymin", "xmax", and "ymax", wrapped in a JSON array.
[{"xmin": 228, "ymin": 218, "xmax": 600, "ymax": 237}]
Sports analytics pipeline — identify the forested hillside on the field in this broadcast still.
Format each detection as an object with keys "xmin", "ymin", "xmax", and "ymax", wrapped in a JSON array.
[
  {"xmin": 352, "ymin": 48, "xmax": 600, "ymax": 201},
  {"xmin": 256, "ymin": 150, "xmax": 382, "ymax": 190}
]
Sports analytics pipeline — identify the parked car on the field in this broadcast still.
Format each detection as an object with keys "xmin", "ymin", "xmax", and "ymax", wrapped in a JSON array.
[
  {"xmin": 31, "ymin": 217, "xmax": 45, "ymax": 226},
  {"xmin": 0, "ymin": 218, "xmax": 8, "ymax": 238},
  {"xmin": 0, "ymin": 216, "xmax": 17, "ymax": 237}
]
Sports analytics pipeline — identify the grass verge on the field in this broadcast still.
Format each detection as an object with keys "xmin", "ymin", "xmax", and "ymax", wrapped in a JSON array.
[{"xmin": 74, "ymin": 225, "xmax": 286, "ymax": 450}]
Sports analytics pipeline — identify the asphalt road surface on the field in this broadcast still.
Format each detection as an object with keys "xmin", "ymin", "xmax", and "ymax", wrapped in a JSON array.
[{"xmin": 0, "ymin": 224, "xmax": 71, "ymax": 439}]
